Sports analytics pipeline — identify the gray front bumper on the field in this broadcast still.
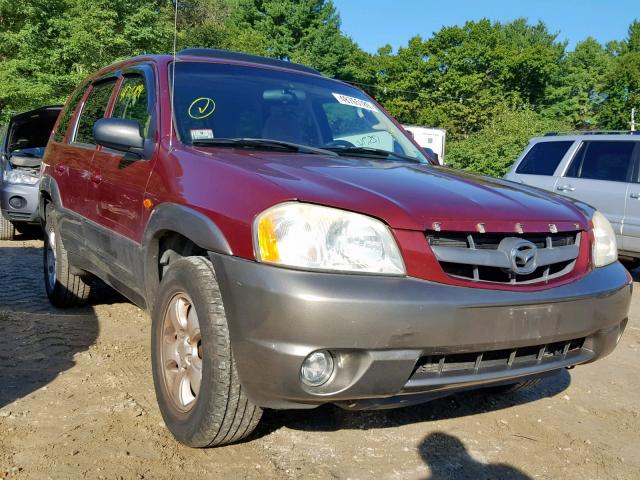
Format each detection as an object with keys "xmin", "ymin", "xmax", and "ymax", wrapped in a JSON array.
[
  {"xmin": 0, "ymin": 181, "xmax": 40, "ymax": 224},
  {"xmin": 210, "ymin": 253, "xmax": 632, "ymax": 409}
]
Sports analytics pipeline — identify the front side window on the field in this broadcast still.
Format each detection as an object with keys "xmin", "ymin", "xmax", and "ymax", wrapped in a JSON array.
[
  {"xmin": 112, "ymin": 75, "xmax": 152, "ymax": 138},
  {"xmin": 565, "ymin": 141, "xmax": 635, "ymax": 182},
  {"xmin": 74, "ymin": 80, "xmax": 117, "ymax": 145},
  {"xmin": 171, "ymin": 62, "xmax": 427, "ymax": 163},
  {"xmin": 515, "ymin": 141, "xmax": 573, "ymax": 176}
]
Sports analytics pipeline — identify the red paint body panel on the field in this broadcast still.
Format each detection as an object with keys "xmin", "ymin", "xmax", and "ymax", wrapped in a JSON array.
[{"xmin": 43, "ymin": 54, "xmax": 593, "ymax": 291}]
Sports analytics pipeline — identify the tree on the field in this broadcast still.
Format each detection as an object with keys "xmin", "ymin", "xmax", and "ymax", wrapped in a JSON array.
[
  {"xmin": 0, "ymin": 0, "xmax": 68, "ymax": 120},
  {"xmin": 0, "ymin": 0, "xmax": 174, "ymax": 123},
  {"xmin": 599, "ymin": 20, "xmax": 640, "ymax": 130},
  {"xmin": 369, "ymin": 19, "xmax": 565, "ymax": 140},
  {"xmin": 542, "ymin": 37, "xmax": 612, "ymax": 128},
  {"xmin": 225, "ymin": 0, "xmax": 362, "ymax": 78},
  {"xmin": 446, "ymin": 108, "xmax": 568, "ymax": 177}
]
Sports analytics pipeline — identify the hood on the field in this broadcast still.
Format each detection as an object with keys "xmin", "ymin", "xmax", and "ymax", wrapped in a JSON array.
[
  {"xmin": 196, "ymin": 149, "xmax": 589, "ymax": 233},
  {"xmin": 4, "ymin": 106, "xmax": 62, "ymax": 167}
]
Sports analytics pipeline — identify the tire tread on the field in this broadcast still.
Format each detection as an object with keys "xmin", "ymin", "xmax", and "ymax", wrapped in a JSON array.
[
  {"xmin": 154, "ymin": 256, "xmax": 261, "ymax": 447},
  {"xmin": 44, "ymin": 208, "xmax": 91, "ymax": 308},
  {"xmin": 0, "ymin": 216, "xmax": 15, "ymax": 241}
]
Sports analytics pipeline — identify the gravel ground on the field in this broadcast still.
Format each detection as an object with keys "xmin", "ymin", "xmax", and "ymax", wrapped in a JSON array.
[{"xmin": 1, "ymin": 235, "xmax": 639, "ymax": 479}]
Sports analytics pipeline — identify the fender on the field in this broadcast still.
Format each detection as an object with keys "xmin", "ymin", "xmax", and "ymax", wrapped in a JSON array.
[
  {"xmin": 142, "ymin": 203, "xmax": 232, "ymax": 255},
  {"xmin": 142, "ymin": 203, "xmax": 233, "ymax": 308},
  {"xmin": 39, "ymin": 175, "xmax": 63, "ymax": 220}
]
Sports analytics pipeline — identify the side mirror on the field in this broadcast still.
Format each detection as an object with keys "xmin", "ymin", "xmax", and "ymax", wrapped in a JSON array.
[{"xmin": 93, "ymin": 118, "xmax": 144, "ymax": 155}]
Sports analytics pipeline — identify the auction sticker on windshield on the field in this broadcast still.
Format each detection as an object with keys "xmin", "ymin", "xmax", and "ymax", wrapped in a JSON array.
[
  {"xmin": 190, "ymin": 129, "xmax": 214, "ymax": 141},
  {"xmin": 332, "ymin": 93, "xmax": 379, "ymax": 112}
]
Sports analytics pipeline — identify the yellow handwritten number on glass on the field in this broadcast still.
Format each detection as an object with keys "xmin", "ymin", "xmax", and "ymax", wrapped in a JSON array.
[{"xmin": 188, "ymin": 97, "xmax": 216, "ymax": 119}]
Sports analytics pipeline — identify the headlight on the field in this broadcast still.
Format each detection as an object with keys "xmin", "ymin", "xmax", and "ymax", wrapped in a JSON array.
[
  {"xmin": 591, "ymin": 210, "xmax": 617, "ymax": 267},
  {"xmin": 254, "ymin": 202, "xmax": 406, "ymax": 275},
  {"xmin": 3, "ymin": 169, "xmax": 39, "ymax": 185}
]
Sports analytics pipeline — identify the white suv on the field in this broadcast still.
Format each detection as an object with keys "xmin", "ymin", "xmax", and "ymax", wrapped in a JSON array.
[{"xmin": 505, "ymin": 132, "xmax": 640, "ymax": 264}]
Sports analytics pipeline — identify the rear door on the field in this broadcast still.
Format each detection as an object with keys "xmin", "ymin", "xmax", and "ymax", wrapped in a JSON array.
[
  {"xmin": 505, "ymin": 140, "xmax": 576, "ymax": 191},
  {"xmin": 558, "ymin": 140, "xmax": 636, "ymax": 244},
  {"xmin": 47, "ymin": 79, "xmax": 116, "ymax": 254},
  {"xmin": 46, "ymin": 82, "xmax": 89, "ymax": 219},
  {"xmin": 616, "ymin": 142, "xmax": 640, "ymax": 254},
  {"xmin": 68, "ymin": 78, "xmax": 119, "ymax": 220}
]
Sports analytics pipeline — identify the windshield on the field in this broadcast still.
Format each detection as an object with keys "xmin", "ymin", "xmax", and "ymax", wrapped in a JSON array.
[{"xmin": 172, "ymin": 62, "xmax": 427, "ymax": 163}]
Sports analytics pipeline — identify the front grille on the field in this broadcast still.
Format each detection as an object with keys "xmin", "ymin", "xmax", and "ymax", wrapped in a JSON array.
[
  {"xmin": 411, "ymin": 338, "xmax": 585, "ymax": 380},
  {"xmin": 427, "ymin": 230, "xmax": 581, "ymax": 284}
]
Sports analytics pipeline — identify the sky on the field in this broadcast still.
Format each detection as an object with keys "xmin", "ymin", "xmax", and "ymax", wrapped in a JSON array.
[{"xmin": 332, "ymin": 0, "xmax": 638, "ymax": 53}]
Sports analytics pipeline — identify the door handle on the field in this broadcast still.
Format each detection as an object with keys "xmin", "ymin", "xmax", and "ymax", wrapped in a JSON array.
[
  {"xmin": 90, "ymin": 174, "xmax": 103, "ymax": 185},
  {"xmin": 556, "ymin": 184, "xmax": 575, "ymax": 192},
  {"xmin": 631, "ymin": 193, "xmax": 640, "ymax": 199},
  {"xmin": 55, "ymin": 164, "xmax": 68, "ymax": 174}
]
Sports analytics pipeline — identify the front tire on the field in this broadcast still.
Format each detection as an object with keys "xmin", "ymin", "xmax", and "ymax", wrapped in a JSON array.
[
  {"xmin": 43, "ymin": 208, "xmax": 92, "ymax": 307},
  {"xmin": 151, "ymin": 256, "xmax": 262, "ymax": 447},
  {"xmin": 0, "ymin": 216, "xmax": 15, "ymax": 240}
]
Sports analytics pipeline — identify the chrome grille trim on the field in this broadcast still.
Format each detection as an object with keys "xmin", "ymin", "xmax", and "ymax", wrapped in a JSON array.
[{"xmin": 427, "ymin": 231, "xmax": 581, "ymax": 284}]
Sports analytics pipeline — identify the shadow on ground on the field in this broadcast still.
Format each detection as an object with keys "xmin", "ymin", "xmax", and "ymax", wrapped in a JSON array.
[
  {"xmin": 257, "ymin": 369, "xmax": 571, "ymax": 436},
  {"xmin": 0, "ymin": 238, "xmax": 120, "ymax": 409},
  {"xmin": 418, "ymin": 431, "xmax": 531, "ymax": 479},
  {"xmin": 254, "ymin": 373, "xmax": 567, "ymax": 477}
]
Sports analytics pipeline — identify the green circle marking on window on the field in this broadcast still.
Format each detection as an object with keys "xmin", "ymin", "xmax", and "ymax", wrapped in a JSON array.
[{"xmin": 188, "ymin": 97, "xmax": 216, "ymax": 119}]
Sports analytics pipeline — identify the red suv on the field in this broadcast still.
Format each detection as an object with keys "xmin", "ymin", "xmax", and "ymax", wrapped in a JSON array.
[{"xmin": 40, "ymin": 49, "xmax": 632, "ymax": 447}]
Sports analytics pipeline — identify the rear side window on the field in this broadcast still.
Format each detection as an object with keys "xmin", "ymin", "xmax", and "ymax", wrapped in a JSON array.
[
  {"xmin": 73, "ymin": 80, "xmax": 117, "ymax": 145},
  {"xmin": 515, "ymin": 141, "xmax": 573, "ymax": 176},
  {"xmin": 112, "ymin": 75, "xmax": 152, "ymax": 138},
  {"xmin": 54, "ymin": 83, "xmax": 88, "ymax": 143},
  {"xmin": 565, "ymin": 141, "xmax": 636, "ymax": 182}
]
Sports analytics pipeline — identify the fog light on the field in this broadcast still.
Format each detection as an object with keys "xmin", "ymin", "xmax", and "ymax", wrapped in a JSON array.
[
  {"xmin": 9, "ymin": 196, "xmax": 26, "ymax": 209},
  {"xmin": 300, "ymin": 350, "xmax": 334, "ymax": 387}
]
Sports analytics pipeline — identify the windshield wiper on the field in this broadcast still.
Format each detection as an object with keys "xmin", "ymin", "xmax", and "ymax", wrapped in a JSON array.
[
  {"xmin": 324, "ymin": 146, "xmax": 423, "ymax": 163},
  {"xmin": 191, "ymin": 138, "xmax": 337, "ymax": 156}
]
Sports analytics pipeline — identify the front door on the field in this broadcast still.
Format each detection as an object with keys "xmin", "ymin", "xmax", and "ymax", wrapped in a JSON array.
[{"xmin": 85, "ymin": 69, "xmax": 157, "ymax": 294}]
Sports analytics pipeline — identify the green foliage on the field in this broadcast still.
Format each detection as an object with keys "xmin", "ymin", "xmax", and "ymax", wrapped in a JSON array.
[
  {"xmin": 446, "ymin": 108, "xmax": 569, "ymax": 177},
  {"xmin": 0, "ymin": 2, "xmax": 638, "ymax": 178},
  {"xmin": 542, "ymin": 37, "xmax": 612, "ymax": 128},
  {"xmin": 370, "ymin": 19, "xmax": 565, "ymax": 140},
  {"xmin": 598, "ymin": 21, "xmax": 640, "ymax": 130}
]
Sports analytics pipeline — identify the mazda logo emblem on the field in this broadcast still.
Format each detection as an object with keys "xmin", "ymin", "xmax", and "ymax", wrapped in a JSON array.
[
  {"xmin": 498, "ymin": 238, "xmax": 538, "ymax": 275},
  {"xmin": 510, "ymin": 240, "xmax": 538, "ymax": 275}
]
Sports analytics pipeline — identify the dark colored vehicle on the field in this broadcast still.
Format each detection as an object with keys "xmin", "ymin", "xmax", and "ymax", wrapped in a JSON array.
[
  {"xmin": 40, "ymin": 49, "xmax": 631, "ymax": 447},
  {"xmin": 0, "ymin": 106, "xmax": 61, "ymax": 240}
]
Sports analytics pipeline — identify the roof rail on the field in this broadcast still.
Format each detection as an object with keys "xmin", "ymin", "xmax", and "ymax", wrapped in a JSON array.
[
  {"xmin": 544, "ymin": 130, "xmax": 640, "ymax": 136},
  {"xmin": 177, "ymin": 48, "xmax": 322, "ymax": 76}
]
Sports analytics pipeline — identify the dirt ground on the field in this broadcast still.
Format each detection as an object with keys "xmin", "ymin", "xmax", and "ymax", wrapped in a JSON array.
[{"xmin": 1, "ymin": 234, "xmax": 639, "ymax": 480}]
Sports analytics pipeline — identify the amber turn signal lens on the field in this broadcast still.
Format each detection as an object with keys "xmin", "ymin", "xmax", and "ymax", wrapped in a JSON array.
[{"xmin": 257, "ymin": 216, "xmax": 280, "ymax": 262}]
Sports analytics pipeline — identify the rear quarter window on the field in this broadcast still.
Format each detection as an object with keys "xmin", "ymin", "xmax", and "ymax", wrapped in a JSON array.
[
  {"xmin": 53, "ymin": 83, "xmax": 89, "ymax": 143},
  {"xmin": 515, "ymin": 141, "xmax": 574, "ymax": 176}
]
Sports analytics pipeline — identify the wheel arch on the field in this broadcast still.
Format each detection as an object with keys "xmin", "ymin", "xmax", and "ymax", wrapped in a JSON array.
[
  {"xmin": 142, "ymin": 203, "xmax": 233, "ymax": 308},
  {"xmin": 39, "ymin": 175, "xmax": 62, "ymax": 221}
]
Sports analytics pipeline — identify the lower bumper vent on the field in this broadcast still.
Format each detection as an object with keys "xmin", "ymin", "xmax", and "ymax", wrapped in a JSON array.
[{"xmin": 411, "ymin": 338, "xmax": 585, "ymax": 380}]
